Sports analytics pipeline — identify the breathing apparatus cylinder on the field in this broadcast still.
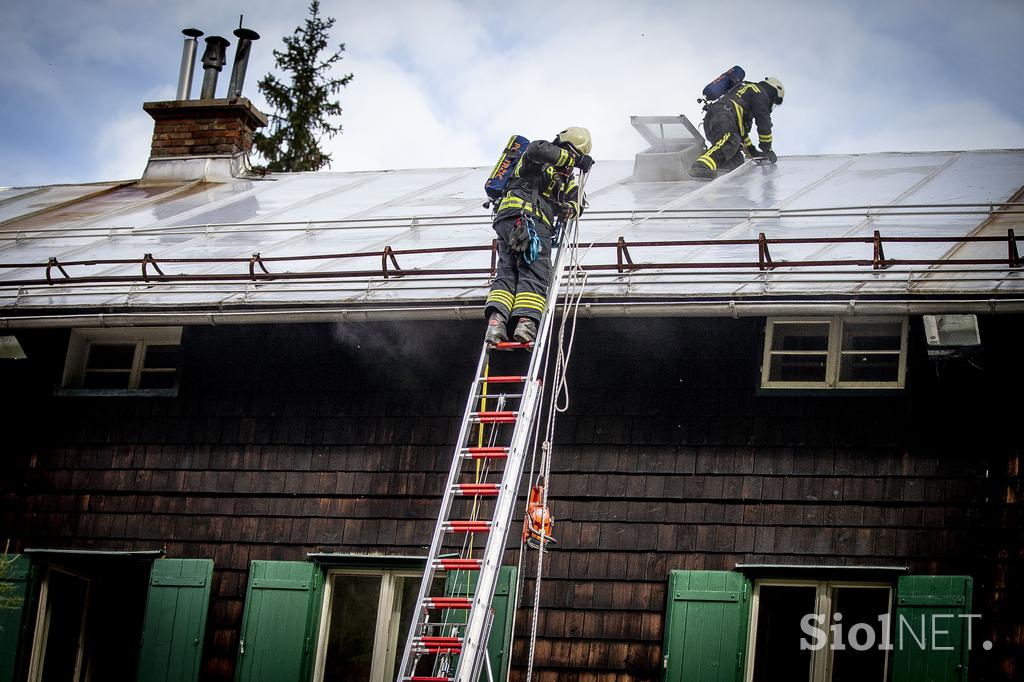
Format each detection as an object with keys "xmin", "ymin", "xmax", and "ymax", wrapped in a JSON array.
[{"xmin": 701, "ymin": 65, "xmax": 745, "ymax": 102}]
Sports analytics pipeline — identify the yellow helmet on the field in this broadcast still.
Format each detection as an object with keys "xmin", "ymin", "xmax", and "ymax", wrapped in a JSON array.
[
  {"xmin": 555, "ymin": 126, "xmax": 592, "ymax": 155},
  {"xmin": 764, "ymin": 77, "xmax": 785, "ymax": 105}
]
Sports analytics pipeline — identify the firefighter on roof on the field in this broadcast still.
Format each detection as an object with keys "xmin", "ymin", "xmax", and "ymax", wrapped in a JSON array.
[
  {"xmin": 484, "ymin": 127, "xmax": 594, "ymax": 345},
  {"xmin": 689, "ymin": 76, "xmax": 785, "ymax": 179}
]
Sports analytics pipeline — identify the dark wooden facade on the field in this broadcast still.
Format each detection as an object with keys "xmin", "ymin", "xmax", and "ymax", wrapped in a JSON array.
[{"xmin": 2, "ymin": 315, "xmax": 1021, "ymax": 680}]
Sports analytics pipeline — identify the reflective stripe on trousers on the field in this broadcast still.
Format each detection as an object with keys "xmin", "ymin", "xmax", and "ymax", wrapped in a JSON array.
[{"xmin": 485, "ymin": 215, "xmax": 552, "ymax": 323}]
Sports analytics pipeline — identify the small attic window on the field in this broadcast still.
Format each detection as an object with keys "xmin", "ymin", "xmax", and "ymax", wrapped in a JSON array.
[
  {"xmin": 761, "ymin": 317, "xmax": 907, "ymax": 390},
  {"xmin": 59, "ymin": 327, "xmax": 182, "ymax": 396}
]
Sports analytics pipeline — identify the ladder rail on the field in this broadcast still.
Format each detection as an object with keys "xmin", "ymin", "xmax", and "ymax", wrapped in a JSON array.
[
  {"xmin": 398, "ymin": 173, "xmax": 587, "ymax": 682},
  {"xmin": 396, "ymin": 344, "xmax": 492, "ymax": 679},
  {"xmin": 452, "ymin": 218, "xmax": 579, "ymax": 682},
  {"xmin": 467, "ymin": 603, "xmax": 497, "ymax": 682},
  {"xmin": 453, "ymin": 380, "xmax": 540, "ymax": 680}
]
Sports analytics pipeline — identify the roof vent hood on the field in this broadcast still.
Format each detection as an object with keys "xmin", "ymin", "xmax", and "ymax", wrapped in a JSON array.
[
  {"xmin": 629, "ymin": 115, "xmax": 706, "ymax": 182},
  {"xmin": 141, "ymin": 23, "xmax": 267, "ymax": 184}
]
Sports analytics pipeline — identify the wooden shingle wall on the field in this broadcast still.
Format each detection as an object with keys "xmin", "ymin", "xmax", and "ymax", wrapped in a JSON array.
[{"xmin": 2, "ymin": 317, "xmax": 1020, "ymax": 681}]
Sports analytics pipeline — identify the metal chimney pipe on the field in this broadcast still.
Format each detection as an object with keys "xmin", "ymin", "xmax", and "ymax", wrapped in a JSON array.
[
  {"xmin": 199, "ymin": 35, "xmax": 231, "ymax": 99},
  {"xmin": 175, "ymin": 28, "xmax": 205, "ymax": 100},
  {"xmin": 228, "ymin": 26, "xmax": 260, "ymax": 97},
  {"xmin": 227, "ymin": 27, "xmax": 260, "ymax": 99}
]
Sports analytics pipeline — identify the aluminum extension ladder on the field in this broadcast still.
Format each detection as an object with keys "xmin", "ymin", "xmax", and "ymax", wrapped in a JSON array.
[{"xmin": 395, "ymin": 219, "xmax": 577, "ymax": 682}]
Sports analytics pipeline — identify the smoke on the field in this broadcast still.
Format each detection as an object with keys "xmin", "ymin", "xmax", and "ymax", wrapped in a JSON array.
[{"xmin": 329, "ymin": 319, "xmax": 481, "ymax": 383}]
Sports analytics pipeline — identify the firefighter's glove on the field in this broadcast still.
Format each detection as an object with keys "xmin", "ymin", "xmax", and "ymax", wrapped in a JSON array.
[
  {"xmin": 507, "ymin": 221, "xmax": 531, "ymax": 253},
  {"xmin": 575, "ymin": 154, "xmax": 594, "ymax": 173},
  {"xmin": 560, "ymin": 201, "xmax": 580, "ymax": 221}
]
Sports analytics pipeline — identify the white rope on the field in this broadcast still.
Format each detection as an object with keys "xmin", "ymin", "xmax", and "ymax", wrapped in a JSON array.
[{"xmin": 524, "ymin": 169, "xmax": 590, "ymax": 682}]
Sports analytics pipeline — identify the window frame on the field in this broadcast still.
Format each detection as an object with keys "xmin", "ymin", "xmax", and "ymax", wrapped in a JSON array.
[
  {"xmin": 743, "ymin": 578, "xmax": 894, "ymax": 682},
  {"xmin": 761, "ymin": 317, "xmax": 908, "ymax": 390},
  {"xmin": 312, "ymin": 567, "xmax": 425, "ymax": 682},
  {"xmin": 58, "ymin": 326, "xmax": 182, "ymax": 396},
  {"xmin": 27, "ymin": 565, "xmax": 92, "ymax": 682}
]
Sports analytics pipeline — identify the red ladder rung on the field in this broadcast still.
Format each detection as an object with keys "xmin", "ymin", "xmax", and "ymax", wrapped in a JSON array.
[
  {"xmin": 436, "ymin": 558, "xmax": 481, "ymax": 570},
  {"xmin": 445, "ymin": 521, "xmax": 491, "ymax": 533},
  {"xmin": 462, "ymin": 447, "xmax": 508, "ymax": 459},
  {"xmin": 494, "ymin": 341, "xmax": 533, "ymax": 350},
  {"xmin": 418, "ymin": 636, "xmax": 463, "ymax": 645},
  {"xmin": 418, "ymin": 646, "xmax": 462, "ymax": 654},
  {"xmin": 425, "ymin": 597, "xmax": 472, "ymax": 609},
  {"xmin": 473, "ymin": 411, "xmax": 516, "ymax": 423},
  {"xmin": 479, "ymin": 375, "xmax": 527, "ymax": 384},
  {"xmin": 415, "ymin": 636, "xmax": 463, "ymax": 654},
  {"xmin": 454, "ymin": 483, "xmax": 500, "ymax": 496}
]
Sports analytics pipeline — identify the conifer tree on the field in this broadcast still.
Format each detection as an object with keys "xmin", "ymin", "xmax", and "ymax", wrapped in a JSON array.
[{"xmin": 254, "ymin": 1, "xmax": 353, "ymax": 172}]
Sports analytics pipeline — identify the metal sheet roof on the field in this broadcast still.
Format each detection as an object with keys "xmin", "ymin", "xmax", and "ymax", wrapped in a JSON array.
[{"xmin": 1, "ymin": 149, "xmax": 1022, "ymax": 324}]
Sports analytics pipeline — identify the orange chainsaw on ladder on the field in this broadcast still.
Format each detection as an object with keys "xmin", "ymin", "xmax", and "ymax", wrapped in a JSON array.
[{"xmin": 522, "ymin": 485, "xmax": 556, "ymax": 551}]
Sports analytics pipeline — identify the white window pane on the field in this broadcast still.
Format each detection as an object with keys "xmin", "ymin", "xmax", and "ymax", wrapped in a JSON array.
[
  {"xmin": 82, "ymin": 370, "xmax": 132, "ymax": 389},
  {"xmin": 841, "ymin": 321, "xmax": 902, "ymax": 351},
  {"xmin": 769, "ymin": 354, "xmax": 828, "ymax": 383},
  {"xmin": 86, "ymin": 344, "xmax": 135, "ymax": 370},
  {"xmin": 771, "ymin": 322, "xmax": 830, "ymax": 352},
  {"xmin": 839, "ymin": 352, "xmax": 901, "ymax": 383},
  {"xmin": 323, "ymin": 575, "xmax": 382, "ymax": 682},
  {"xmin": 389, "ymin": 578, "xmax": 422, "ymax": 676},
  {"xmin": 830, "ymin": 587, "xmax": 890, "ymax": 682},
  {"xmin": 752, "ymin": 585, "xmax": 817, "ymax": 681},
  {"xmin": 40, "ymin": 571, "xmax": 89, "ymax": 678}
]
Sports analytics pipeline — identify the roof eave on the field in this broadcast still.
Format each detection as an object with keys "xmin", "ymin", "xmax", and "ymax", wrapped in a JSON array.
[{"xmin": 3, "ymin": 294, "xmax": 1023, "ymax": 329}]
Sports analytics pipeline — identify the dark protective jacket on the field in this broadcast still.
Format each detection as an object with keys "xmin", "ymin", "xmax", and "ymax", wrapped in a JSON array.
[
  {"xmin": 495, "ymin": 140, "xmax": 581, "ymax": 227},
  {"xmin": 714, "ymin": 81, "xmax": 776, "ymax": 153}
]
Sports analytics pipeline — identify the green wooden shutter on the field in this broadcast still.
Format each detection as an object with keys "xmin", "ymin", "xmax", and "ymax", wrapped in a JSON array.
[
  {"xmin": 662, "ymin": 570, "xmax": 751, "ymax": 682},
  {"xmin": 444, "ymin": 566, "xmax": 518, "ymax": 682},
  {"xmin": 0, "ymin": 555, "xmax": 34, "ymax": 682},
  {"xmin": 235, "ymin": 561, "xmax": 322, "ymax": 682},
  {"xmin": 891, "ymin": 576, "xmax": 973, "ymax": 682},
  {"xmin": 136, "ymin": 558, "xmax": 214, "ymax": 682}
]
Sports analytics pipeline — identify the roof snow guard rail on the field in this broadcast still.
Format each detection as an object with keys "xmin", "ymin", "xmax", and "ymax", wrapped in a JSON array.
[{"xmin": 4, "ymin": 230, "xmax": 1021, "ymax": 288}]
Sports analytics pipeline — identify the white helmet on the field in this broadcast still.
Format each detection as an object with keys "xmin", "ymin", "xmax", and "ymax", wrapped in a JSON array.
[
  {"xmin": 555, "ymin": 127, "xmax": 592, "ymax": 155},
  {"xmin": 764, "ymin": 77, "xmax": 785, "ymax": 106}
]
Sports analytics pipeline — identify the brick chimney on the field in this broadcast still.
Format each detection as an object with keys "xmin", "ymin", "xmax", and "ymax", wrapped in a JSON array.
[{"xmin": 140, "ymin": 97, "xmax": 268, "ymax": 183}]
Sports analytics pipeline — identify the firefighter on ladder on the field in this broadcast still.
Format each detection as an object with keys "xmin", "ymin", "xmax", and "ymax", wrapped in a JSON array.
[
  {"xmin": 484, "ymin": 127, "xmax": 594, "ymax": 345},
  {"xmin": 689, "ymin": 76, "xmax": 785, "ymax": 179}
]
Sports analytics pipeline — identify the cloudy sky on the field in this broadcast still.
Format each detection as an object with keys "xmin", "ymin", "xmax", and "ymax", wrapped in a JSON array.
[{"xmin": 2, "ymin": 0, "xmax": 1022, "ymax": 187}]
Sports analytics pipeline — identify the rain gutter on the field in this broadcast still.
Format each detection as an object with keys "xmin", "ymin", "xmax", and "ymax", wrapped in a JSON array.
[{"xmin": 2, "ymin": 297, "xmax": 1023, "ymax": 329}]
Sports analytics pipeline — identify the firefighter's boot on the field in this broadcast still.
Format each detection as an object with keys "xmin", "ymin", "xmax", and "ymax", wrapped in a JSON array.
[
  {"xmin": 484, "ymin": 312, "xmax": 509, "ymax": 346},
  {"xmin": 688, "ymin": 161, "xmax": 715, "ymax": 180},
  {"xmin": 513, "ymin": 318, "xmax": 537, "ymax": 344}
]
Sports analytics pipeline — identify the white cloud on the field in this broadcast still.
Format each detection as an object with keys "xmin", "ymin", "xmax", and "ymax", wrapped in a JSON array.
[
  {"xmin": 0, "ymin": 37, "xmax": 65, "ymax": 102},
  {"xmin": 2, "ymin": 0, "xmax": 1023, "ymax": 187},
  {"xmin": 324, "ymin": 58, "xmax": 488, "ymax": 171},
  {"xmin": 91, "ymin": 113, "xmax": 153, "ymax": 182},
  {"xmin": 820, "ymin": 99, "xmax": 1024, "ymax": 154},
  {"xmin": 90, "ymin": 86, "xmax": 166, "ymax": 182}
]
